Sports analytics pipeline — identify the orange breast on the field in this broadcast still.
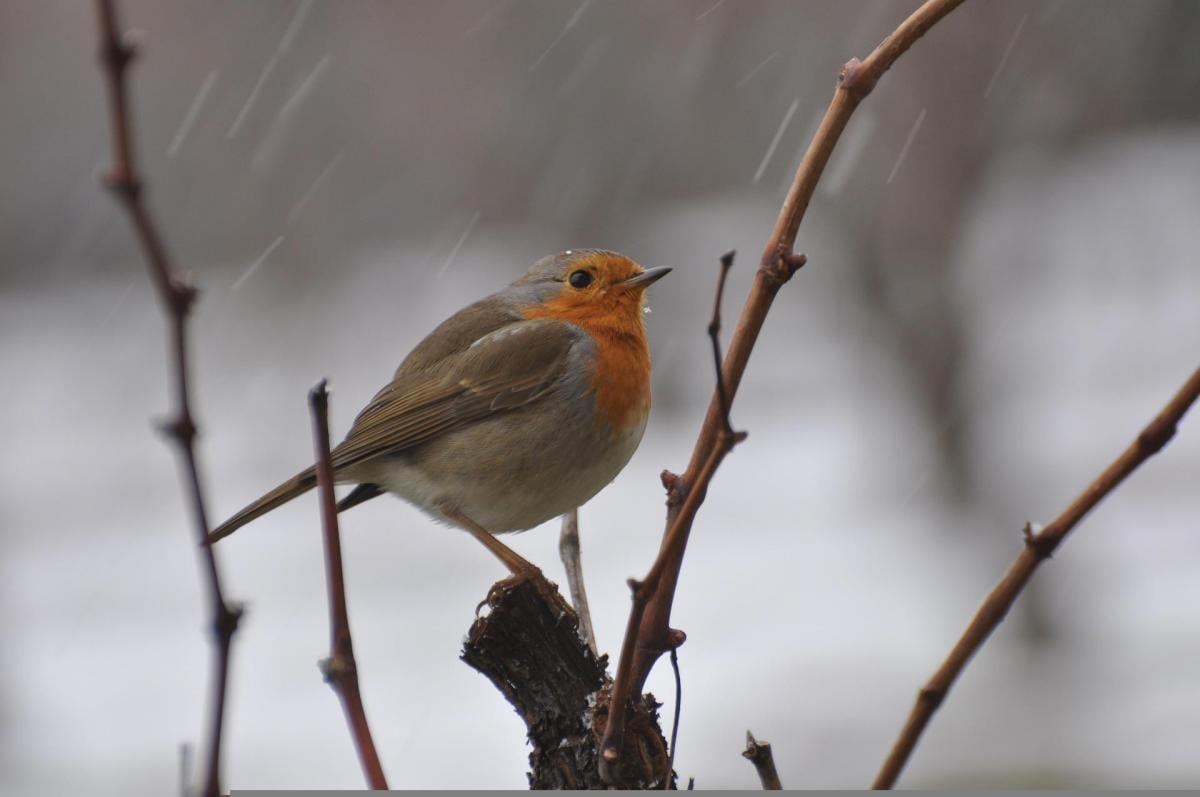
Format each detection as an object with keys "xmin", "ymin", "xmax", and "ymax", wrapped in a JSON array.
[
  {"xmin": 522, "ymin": 303, "xmax": 652, "ymax": 431},
  {"xmin": 581, "ymin": 323, "xmax": 652, "ymax": 430}
]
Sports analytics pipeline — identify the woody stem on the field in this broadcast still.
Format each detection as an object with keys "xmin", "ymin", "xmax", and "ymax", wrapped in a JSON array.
[
  {"xmin": 598, "ymin": 0, "xmax": 970, "ymax": 780},
  {"xmin": 872, "ymin": 365, "xmax": 1200, "ymax": 788},
  {"xmin": 309, "ymin": 381, "xmax": 389, "ymax": 790},
  {"xmin": 93, "ymin": 3, "xmax": 242, "ymax": 796}
]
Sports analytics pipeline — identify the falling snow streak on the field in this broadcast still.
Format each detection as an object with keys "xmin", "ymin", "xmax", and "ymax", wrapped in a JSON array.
[
  {"xmin": 464, "ymin": 2, "xmax": 508, "ymax": 39},
  {"xmin": 984, "ymin": 13, "xmax": 1028, "ymax": 98},
  {"xmin": 735, "ymin": 52, "xmax": 780, "ymax": 90},
  {"xmin": 288, "ymin": 151, "xmax": 345, "ymax": 224},
  {"xmin": 278, "ymin": 55, "xmax": 331, "ymax": 120},
  {"xmin": 436, "ymin": 212, "xmax": 481, "ymax": 278},
  {"xmin": 167, "ymin": 70, "xmax": 217, "ymax": 159},
  {"xmin": 232, "ymin": 235, "xmax": 285, "ymax": 290},
  {"xmin": 226, "ymin": 0, "xmax": 316, "ymax": 139},
  {"xmin": 226, "ymin": 55, "xmax": 280, "ymax": 140},
  {"xmin": 823, "ymin": 110, "xmax": 876, "ymax": 196},
  {"xmin": 753, "ymin": 97, "xmax": 800, "ymax": 185},
  {"xmin": 886, "ymin": 107, "xmax": 926, "ymax": 184},
  {"xmin": 251, "ymin": 55, "xmax": 332, "ymax": 170},
  {"xmin": 776, "ymin": 111, "xmax": 823, "ymax": 198},
  {"xmin": 529, "ymin": 0, "xmax": 591, "ymax": 72},
  {"xmin": 278, "ymin": 0, "xmax": 315, "ymax": 54},
  {"xmin": 695, "ymin": 0, "xmax": 726, "ymax": 22}
]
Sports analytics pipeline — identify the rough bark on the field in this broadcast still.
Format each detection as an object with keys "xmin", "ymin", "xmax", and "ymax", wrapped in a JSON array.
[{"xmin": 462, "ymin": 578, "xmax": 674, "ymax": 789}]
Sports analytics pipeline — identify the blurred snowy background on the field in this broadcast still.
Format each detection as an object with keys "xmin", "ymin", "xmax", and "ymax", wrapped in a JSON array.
[{"xmin": 3, "ymin": 0, "xmax": 1200, "ymax": 791}]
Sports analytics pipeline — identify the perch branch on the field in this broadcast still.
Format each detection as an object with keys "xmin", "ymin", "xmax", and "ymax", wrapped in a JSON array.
[
  {"xmin": 94, "ymin": 3, "xmax": 241, "ymax": 796},
  {"xmin": 872, "ymin": 365, "xmax": 1200, "ymax": 789},
  {"xmin": 599, "ymin": 0, "xmax": 969, "ymax": 777},
  {"xmin": 742, "ymin": 731, "xmax": 783, "ymax": 790},
  {"xmin": 559, "ymin": 508, "xmax": 599, "ymax": 656},
  {"xmin": 462, "ymin": 579, "xmax": 674, "ymax": 788},
  {"xmin": 309, "ymin": 381, "xmax": 388, "ymax": 790}
]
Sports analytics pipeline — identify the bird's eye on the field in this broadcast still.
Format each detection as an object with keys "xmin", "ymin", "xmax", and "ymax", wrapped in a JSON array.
[{"xmin": 568, "ymin": 270, "xmax": 593, "ymax": 289}]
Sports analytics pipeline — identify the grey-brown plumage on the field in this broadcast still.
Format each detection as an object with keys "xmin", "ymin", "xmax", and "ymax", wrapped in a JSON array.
[{"xmin": 207, "ymin": 250, "xmax": 668, "ymax": 547}]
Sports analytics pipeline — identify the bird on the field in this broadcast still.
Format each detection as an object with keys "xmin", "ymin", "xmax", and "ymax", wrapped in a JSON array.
[{"xmin": 207, "ymin": 249, "xmax": 670, "ymax": 577}]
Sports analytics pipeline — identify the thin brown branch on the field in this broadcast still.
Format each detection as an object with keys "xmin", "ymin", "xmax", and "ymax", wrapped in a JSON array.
[
  {"xmin": 742, "ymin": 731, "xmax": 783, "ymax": 790},
  {"xmin": 309, "ymin": 381, "xmax": 389, "ymax": 790},
  {"xmin": 94, "ymin": 4, "xmax": 241, "ymax": 796},
  {"xmin": 708, "ymin": 251, "xmax": 745, "ymax": 442},
  {"xmin": 666, "ymin": 648, "xmax": 682, "ymax": 789},
  {"xmin": 599, "ymin": 0, "xmax": 969, "ymax": 779},
  {"xmin": 873, "ymin": 365, "xmax": 1200, "ymax": 789},
  {"xmin": 559, "ymin": 508, "xmax": 598, "ymax": 656}
]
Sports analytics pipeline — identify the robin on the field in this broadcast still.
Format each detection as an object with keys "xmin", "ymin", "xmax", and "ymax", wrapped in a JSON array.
[{"xmin": 208, "ymin": 249, "xmax": 669, "ymax": 577}]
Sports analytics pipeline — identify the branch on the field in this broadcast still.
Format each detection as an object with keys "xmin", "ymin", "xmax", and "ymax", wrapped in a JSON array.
[
  {"xmin": 872, "ymin": 365, "xmax": 1200, "ymax": 789},
  {"xmin": 599, "ymin": 0, "xmax": 969, "ymax": 778},
  {"xmin": 559, "ymin": 508, "xmax": 599, "ymax": 656},
  {"xmin": 94, "ymin": 4, "xmax": 241, "ymax": 796},
  {"xmin": 462, "ymin": 578, "xmax": 674, "ymax": 789},
  {"xmin": 742, "ymin": 731, "xmax": 783, "ymax": 790},
  {"xmin": 309, "ymin": 381, "xmax": 389, "ymax": 790},
  {"xmin": 708, "ymin": 251, "xmax": 746, "ymax": 444}
]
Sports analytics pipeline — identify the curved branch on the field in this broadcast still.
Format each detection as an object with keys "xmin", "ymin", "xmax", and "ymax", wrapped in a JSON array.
[
  {"xmin": 94, "ymin": 4, "xmax": 241, "ymax": 796},
  {"xmin": 599, "ymin": 0, "xmax": 970, "ymax": 779},
  {"xmin": 872, "ymin": 365, "xmax": 1200, "ymax": 789}
]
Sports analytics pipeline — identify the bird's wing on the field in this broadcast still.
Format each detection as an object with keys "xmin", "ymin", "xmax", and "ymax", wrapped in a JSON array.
[{"xmin": 329, "ymin": 318, "xmax": 582, "ymax": 471}]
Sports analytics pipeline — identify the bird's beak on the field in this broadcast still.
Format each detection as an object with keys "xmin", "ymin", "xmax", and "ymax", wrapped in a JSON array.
[{"xmin": 619, "ymin": 266, "xmax": 672, "ymax": 289}]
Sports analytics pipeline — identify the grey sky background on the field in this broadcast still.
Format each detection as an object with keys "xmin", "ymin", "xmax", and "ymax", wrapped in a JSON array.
[{"xmin": 3, "ymin": 0, "xmax": 1200, "ymax": 791}]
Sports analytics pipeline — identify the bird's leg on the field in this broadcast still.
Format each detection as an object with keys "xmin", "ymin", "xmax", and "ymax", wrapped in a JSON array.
[
  {"xmin": 559, "ymin": 509, "xmax": 598, "ymax": 656},
  {"xmin": 443, "ymin": 508, "xmax": 543, "ymax": 580}
]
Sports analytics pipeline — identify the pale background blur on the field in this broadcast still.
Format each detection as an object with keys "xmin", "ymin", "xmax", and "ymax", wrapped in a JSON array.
[{"xmin": 3, "ymin": 0, "xmax": 1200, "ymax": 791}]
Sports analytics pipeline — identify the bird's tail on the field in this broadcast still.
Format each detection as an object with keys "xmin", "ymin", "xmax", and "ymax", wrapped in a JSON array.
[{"xmin": 207, "ymin": 468, "xmax": 317, "ymax": 544}]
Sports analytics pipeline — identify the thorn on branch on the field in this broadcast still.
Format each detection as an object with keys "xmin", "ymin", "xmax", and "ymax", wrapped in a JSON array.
[
  {"xmin": 213, "ymin": 604, "xmax": 243, "ymax": 642},
  {"xmin": 1137, "ymin": 422, "xmax": 1176, "ymax": 455},
  {"xmin": 101, "ymin": 170, "xmax": 142, "ymax": 201},
  {"xmin": 318, "ymin": 654, "xmax": 354, "ymax": 685},
  {"xmin": 661, "ymin": 469, "xmax": 685, "ymax": 508},
  {"xmin": 759, "ymin": 244, "xmax": 806, "ymax": 288},
  {"xmin": 171, "ymin": 278, "xmax": 199, "ymax": 314},
  {"xmin": 1022, "ymin": 521, "xmax": 1055, "ymax": 560},
  {"xmin": 838, "ymin": 56, "xmax": 868, "ymax": 96},
  {"xmin": 159, "ymin": 415, "xmax": 197, "ymax": 445},
  {"xmin": 916, "ymin": 685, "xmax": 944, "ymax": 711},
  {"xmin": 100, "ymin": 30, "xmax": 137, "ymax": 72}
]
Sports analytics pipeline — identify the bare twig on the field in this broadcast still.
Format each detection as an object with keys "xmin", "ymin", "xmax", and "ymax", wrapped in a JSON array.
[
  {"xmin": 666, "ymin": 648, "xmax": 683, "ymax": 789},
  {"xmin": 559, "ymin": 508, "xmax": 598, "ymax": 656},
  {"xmin": 708, "ymin": 251, "xmax": 745, "ymax": 442},
  {"xmin": 599, "ymin": 0, "xmax": 969, "ymax": 778},
  {"xmin": 309, "ymin": 381, "xmax": 389, "ymax": 790},
  {"xmin": 742, "ymin": 731, "xmax": 783, "ymax": 790},
  {"xmin": 873, "ymin": 365, "xmax": 1200, "ymax": 789},
  {"xmin": 94, "ymin": 4, "xmax": 242, "ymax": 796}
]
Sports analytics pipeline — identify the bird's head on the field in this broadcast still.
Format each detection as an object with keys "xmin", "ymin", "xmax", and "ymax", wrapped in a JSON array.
[{"xmin": 514, "ymin": 249, "xmax": 671, "ymax": 330}]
